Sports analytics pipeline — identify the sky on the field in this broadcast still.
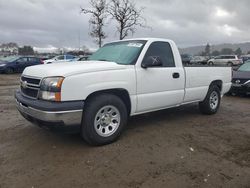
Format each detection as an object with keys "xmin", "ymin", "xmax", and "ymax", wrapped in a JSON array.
[{"xmin": 0, "ymin": 0, "xmax": 250, "ymax": 51}]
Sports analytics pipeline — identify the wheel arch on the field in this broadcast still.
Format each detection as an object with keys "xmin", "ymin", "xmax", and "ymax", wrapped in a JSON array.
[
  {"xmin": 209, "ymin": 80, "xmax": 223, "ymax": 92},
  {"xmin": 85, "ymin": 88, "xmax": 131, "ymax": 115}
]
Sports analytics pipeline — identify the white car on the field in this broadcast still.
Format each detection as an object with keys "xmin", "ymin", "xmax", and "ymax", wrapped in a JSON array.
[
  {"xmin": 208, "ymin": 55, "xmax": 242, "ymax": 66},
  {"xmin": 43, "ymin": 55, "xmax": 76, "ymax": 64},
  {"xmin": 15, "ymin": 38, "xmax": 232, "ymax": 145},
  {"xmin": 190, "ymin": 56, "xmax": 208, "ymax": 65}
]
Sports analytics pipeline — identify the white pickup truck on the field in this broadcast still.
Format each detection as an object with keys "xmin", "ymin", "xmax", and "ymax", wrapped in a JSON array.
[{"xmin": 15, "ymin": 38, "xmax": 232, "ymax": 145}]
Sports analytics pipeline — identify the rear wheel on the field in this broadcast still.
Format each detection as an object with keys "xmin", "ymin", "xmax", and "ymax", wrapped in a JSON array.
[
  {"xmin": 81, "ymin": 94, "xmax": 128, "ymax": 146},
  {"xmin": 227, "ymin": 62, "xmax": 233, "ymax": 66},
  {"xmin": 199, "ymin": 85, "xmax": 221, "ymax": 115}
]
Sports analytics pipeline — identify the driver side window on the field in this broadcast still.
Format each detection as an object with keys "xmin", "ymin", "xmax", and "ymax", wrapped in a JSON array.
[{"xmin": 143, "ymin": 41, "xmax": 175, "ymax": 67}]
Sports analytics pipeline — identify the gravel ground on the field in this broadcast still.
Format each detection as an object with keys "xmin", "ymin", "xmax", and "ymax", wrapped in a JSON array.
[{"xmin": 0, "ymin": 73, "xmax": 250, "ymax": 188}]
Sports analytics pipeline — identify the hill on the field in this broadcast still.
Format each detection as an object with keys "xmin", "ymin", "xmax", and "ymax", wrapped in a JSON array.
[{"xmin": 179, "ymin": 42, "xmax": 250, "ymax": 55}]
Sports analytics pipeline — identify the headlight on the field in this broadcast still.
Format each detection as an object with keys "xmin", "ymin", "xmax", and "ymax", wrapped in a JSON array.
[
  {"xmin": 39, "ymin": 77, "xmax": 64, "ymax": 101},
  {"xmin": 245, "ymin": 81, "xmax": 250, "ymax": 87},
  {"xmin": 0, "ymin": 64, "xmax": 6, "ymax": 67}
]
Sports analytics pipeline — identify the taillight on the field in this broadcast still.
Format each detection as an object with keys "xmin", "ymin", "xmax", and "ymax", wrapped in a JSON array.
[{"xmin": 40, "ymin": 60, "xmax": 44, "ymax": 64}]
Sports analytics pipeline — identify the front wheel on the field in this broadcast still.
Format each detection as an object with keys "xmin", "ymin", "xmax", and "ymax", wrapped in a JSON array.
[
  {"xmin": 5, "ymin": 67, "xmax": 14, "ymax": 74},
  {"xmin": 208, "ymin": 61, "xmax": 214, "ymax": 66},
  {"xmin": 81, "ymin": 94, "xmax": 128, "ymax": 146},
  {"xmin": 199, "ymin": 85, "xmax": 221, "ymax": 115}
]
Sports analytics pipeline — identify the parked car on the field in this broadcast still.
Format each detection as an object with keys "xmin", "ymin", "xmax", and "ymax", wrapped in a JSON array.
[
  {"xmin": 208, "ymin": 55, "xmax": 242, "ymax": 66},
  {"xmin": 190, "ymin": 56, "xmax": 208, "ymax": 65},
  {"xmin": 181, "ymin": 54, "xmax": 192, "ymax": 65},
  {"xmin": 43, "ymin": 55, "xmax": 76, "ymax": 64},
  {"xmin": 241, "ymin": 55, "xmax": 250, "ymax": 63},
  {"xmin": 77, "ymin": 56, "xmax": 89, "ymax": 61},
  {"xmin": 0, "ymin": 56, "xmax": 43, "ymax": 74},
  {"xmin": 68, "ymin": 56, "xmax": 89, "ymax": 62},
  {"xmin": 46, "ymin": 56, "xmax": 89, "ymax": 64},
  {"xmin": 15, "ymin": 38, "xmax": 231, "ymax": 145},
  {"xmin": 230, "ymin": 61, "xmax": 250, "ymax": 95}
]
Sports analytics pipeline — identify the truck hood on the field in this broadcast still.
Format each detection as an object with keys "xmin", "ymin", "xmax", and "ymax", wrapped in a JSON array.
[{"xmin": 22, "ymin": 61, "xmax": 127, "ymax": 78}]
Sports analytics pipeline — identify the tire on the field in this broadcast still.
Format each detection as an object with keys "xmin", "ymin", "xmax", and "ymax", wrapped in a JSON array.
[
  {"xmin": 5, "ymin": 67, "xmax": 14, "ymax": 74},
  {"xmin": 81, "ymin": 94, "xmax": 128, "ymax": 146},
  {"xmin": 227, "ymin": 62, "xmax": 233, "ymax": 67},
  {"xmin": 225, "ymin": 91, "xmax": 231, "ymax": 96},
  {"xmin": 208, "ymin": 61, "xmax": 214, "ymax": 66},
  {"xmin": 199, "ymin": 85, "xmax": 221, "ymax": 115}
]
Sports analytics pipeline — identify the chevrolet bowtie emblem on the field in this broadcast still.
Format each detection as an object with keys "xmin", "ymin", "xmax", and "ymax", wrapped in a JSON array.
[{"xmin": 21, "ymin": 81, "xmax": 28, "ymax": 89}]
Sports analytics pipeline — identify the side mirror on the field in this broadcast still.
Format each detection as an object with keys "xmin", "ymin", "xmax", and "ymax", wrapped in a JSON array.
[{"xmin": 141, "ymin": 56, "xmax": 163, "ymax": 68}]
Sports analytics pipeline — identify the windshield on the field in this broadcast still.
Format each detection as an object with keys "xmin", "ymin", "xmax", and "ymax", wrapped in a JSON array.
[
  {"xmin": 0, "ymin": 56, "xmax": 20, "ymax": 62},
  {"xmin": 88, "ymin": 40, "xmax": 147, "ymax": 65},
  {"xmin": 238, "ymin": 63, "xmax": 250, "ymax": 72}
]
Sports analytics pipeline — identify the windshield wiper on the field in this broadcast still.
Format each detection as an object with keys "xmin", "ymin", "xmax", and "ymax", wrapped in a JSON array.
[{"xmin": 97, "ymin": 59, "xmax": 119, "ymax": 64}]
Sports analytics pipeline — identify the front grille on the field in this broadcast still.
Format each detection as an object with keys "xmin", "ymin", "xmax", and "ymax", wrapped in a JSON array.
[
  {"xmin": 21, "ymin": 76, "xmax": 41, "ymax": 85},
  {"xmin": 232, "ymin": 78, "xmax": 249, "ymax": 84},
  {"xmin": 20, "ymin": 76, "xmax": 41, "ymax": 99},
  {"xmin": 21, "ymin": 87, "xmax": 39, "ymax": 98}
]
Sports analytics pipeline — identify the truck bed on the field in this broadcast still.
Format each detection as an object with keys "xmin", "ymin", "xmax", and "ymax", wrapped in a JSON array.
[{"xmin": 183, "ymin": 66, "xmax": 232, "ymax": 103}]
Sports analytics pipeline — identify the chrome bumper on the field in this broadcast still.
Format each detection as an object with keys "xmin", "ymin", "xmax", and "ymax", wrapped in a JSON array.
[{"xmin": 16, "ymin": 99, "xmax": 83, "ymax": 126}]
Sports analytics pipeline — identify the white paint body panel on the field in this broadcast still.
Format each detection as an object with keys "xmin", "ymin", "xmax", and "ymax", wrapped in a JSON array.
[
  {"xmin": 22, "ymin": 38, "xmax": 232, "ymax": 116},
  {"xmin": 134, "ymin": 39, "xmax": 185, "ymax": 113},
  {"xmin": 183, "ymin": 67, "xmax": 232, "ymax": 102},
  {"xmin": 61, "ymin": 66, "xmax": 137, "ymax": 114},
  {"xmin": 23, "ymin": 61, "xmax": 126, "ymax": 78}
]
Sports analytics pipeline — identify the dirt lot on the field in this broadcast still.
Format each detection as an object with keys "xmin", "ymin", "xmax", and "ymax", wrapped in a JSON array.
[{"xmin": 0, "ymin": 74, "xmax": 250, "ymax": 188}]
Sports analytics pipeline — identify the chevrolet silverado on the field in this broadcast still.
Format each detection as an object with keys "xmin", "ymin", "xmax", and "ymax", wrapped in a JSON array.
[{"xmin": 15, "ymin": 38, "xmax": 232, "ymax": 145}]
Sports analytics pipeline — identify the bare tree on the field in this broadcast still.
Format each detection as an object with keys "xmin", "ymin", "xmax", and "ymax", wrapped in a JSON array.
[
  {"xmin": 81, "ymin": 0, "xmax": 108, "ymax": 47},
  {"xmin": 108, "ymin": 0, "xmax": 146, "ymax": 40}
]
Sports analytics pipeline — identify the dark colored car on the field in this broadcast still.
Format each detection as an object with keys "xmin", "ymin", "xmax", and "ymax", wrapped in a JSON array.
[
  {"xmin": 230, "ymin": 62, "xmax": 250, "ymax": 95},
  {"xmin": 0, "ymin": 56, "xmax": 43, "ymax": 74},
  {"xmin": 241, "ymin": 55, "xmax": 250, "ymax": 63},
  {"xmin": 181, "ymin": 54, "xmax": 192, "ymax": 65}
]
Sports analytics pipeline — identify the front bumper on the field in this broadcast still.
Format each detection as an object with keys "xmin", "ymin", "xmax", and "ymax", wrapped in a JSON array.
[
  {"xmin": 230, "ymin": 84, "xmax": 250, "ymax": 95},
  {"xmin": 15, "ymin": 90, "xmax": 84, "ymax": 127}
]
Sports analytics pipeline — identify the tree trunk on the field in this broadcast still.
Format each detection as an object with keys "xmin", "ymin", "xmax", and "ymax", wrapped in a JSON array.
[
  {"xmin": 119, "ymin": 24, "xmax": 123, "ymax": 40},
  {"xmin": 119, "ymin": 32, "xmax": 122, "ymax": 40},
  {"xmin": 99, "ymin": 36, "xmax": 102, "ymax": 48}
]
